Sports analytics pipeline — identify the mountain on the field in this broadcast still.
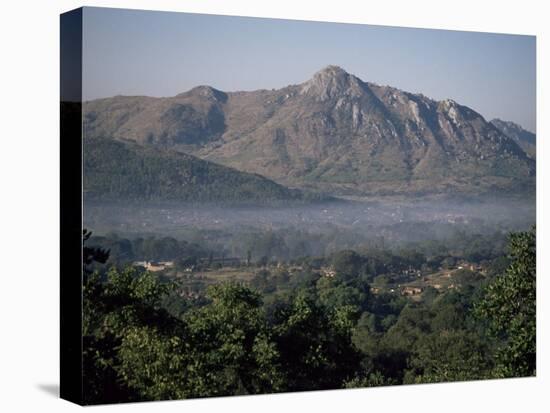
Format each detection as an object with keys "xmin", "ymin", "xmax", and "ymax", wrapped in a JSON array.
[
  {"xmin": 490, "ymin": 118, "xmax": 536, "ymax": 159},
  {"xmin": 84, "ymin": 65, "xmax": 535, "ymax": 197},
  {"xmin": 83, "ymin": 138, "xmax": 326, "ymax": 204}
]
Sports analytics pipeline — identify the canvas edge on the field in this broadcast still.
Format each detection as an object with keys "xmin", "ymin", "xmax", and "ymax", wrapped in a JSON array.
[{"xmin": 60, "ymin": 7, "xmax": 84, "ymax": 406}]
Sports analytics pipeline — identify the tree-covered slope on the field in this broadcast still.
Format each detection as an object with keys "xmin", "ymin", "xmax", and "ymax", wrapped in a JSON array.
[{"xmin": 84, "ymin": 138, "xmax": 322, "ymax": 204}]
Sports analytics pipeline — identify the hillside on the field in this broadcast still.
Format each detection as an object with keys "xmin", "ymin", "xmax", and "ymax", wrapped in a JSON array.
[
  {"xmin": 83, "ymin": 138, "xmax": 325, "ymax": 204},
  {"xmin": 491, "ymin": 118, "xmax": 536, "ymax": 158},
  {"xmin": 84, "ymin": 66, "xmax": 535, "ymax": 197}
]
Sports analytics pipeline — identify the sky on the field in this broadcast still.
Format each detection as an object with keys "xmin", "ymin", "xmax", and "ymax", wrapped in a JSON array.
[{"xmin": 82, "ymin": 7, "xmax": 536, "ymax": 132}]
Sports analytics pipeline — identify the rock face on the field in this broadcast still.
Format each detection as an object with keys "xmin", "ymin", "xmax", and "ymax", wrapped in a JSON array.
[
  {"xmin": 84, "ymin": 65, "xmax": 535, "ymax": 196},
  {"xmin": 300, "ymin": 65, "xmax": 366, "ymax": 101},
  {"xmin": 491, "ymin": 118, "xmax": 536, "ymax": 159}
]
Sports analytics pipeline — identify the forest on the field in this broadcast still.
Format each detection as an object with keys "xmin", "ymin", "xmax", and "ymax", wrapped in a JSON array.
[
  {"xmin": 83, "ymin": 138, "xmax": 329, "ymax": 204},
  {"xmin": 82, "ymin": 226, "xmax": 536, "ymax": 404}
]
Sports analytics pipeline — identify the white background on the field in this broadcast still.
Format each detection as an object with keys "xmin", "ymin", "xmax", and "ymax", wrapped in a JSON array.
[{"xmin": 0, "ymin": 0, "xmax": 548, "ymax": 411}]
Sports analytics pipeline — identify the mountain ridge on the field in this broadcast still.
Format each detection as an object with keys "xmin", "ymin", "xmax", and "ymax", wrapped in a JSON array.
[
  {"xmin": 490, "ymin": 118, "xmax": 536, "ymax": 159},
  {"xmin": 84, "ymin": 65, "xmax": 535, "ymax": 197}
]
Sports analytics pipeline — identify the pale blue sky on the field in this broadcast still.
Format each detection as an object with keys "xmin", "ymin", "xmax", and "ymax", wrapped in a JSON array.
[{"xmin": 82, "ymin": 7, "xmax": 536, "ymax": 132}]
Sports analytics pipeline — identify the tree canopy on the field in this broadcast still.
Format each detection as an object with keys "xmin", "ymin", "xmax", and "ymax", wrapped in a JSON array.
[{"xmin": 81, "ymin": 226, "xmax": 536, "ymax": 404}]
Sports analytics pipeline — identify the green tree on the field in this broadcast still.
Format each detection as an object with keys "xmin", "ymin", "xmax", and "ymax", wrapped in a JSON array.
[
  {"xmin": 331, "ymin": 250, "xmax": 364, "ymax": 280},
  {"xmin": 272, "ymin": 291, "xmax": 361, "ymax": 391},
  {"xmin": 83, "ymin": 265, "xmax": 180, "ymax": 403},
  {"xmin": 183, "ymin": 283, "xmax": 284, "ymax": 396},
  {"xmin": 475, "ymin": 227, "xmax": 536, "ymax": 377},
  {"xmin": 404, "ymin": 330, "xmax": 492, "ymax": 383},
  {"xmin": 117, "ymin": 283, "xmax": 285, "ymax": 399}
]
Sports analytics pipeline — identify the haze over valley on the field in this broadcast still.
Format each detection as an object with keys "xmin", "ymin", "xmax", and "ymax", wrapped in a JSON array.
[{"xmin": 84, "ymin": 65, "xmax": 535, "ymax": 252}]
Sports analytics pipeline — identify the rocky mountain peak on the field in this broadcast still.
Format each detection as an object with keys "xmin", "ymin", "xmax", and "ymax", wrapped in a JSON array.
[
  {"xmin": 178, "ymin": 85, "xmax": 228, "ymax": 103},
  {"xmin": 315, "ymin": 65, "xmax": 349, "ymax": 78},
  {"xmin": 301, "ymin": 65, "xmax": 364, "ymax": 100}
]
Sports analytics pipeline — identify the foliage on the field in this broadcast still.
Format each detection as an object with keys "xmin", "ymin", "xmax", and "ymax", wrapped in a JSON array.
[
  {"xmin": 87, "ymin": 233, "xmax": 210, "ymax": 267},
  {"xmin": 84, "ymin": 138, "xmax": 324, "ymax": 204},
  {"xmin": 271, "ymin": 290, "xmax": 362, "ymax": 391},
  {"xmin": 117, "ymin": 283, "xmax": 284, "ymax": 399},
  {"xmin": 81, "ymin": 227, "xmax": 536, "ymax": 403},
  {"xmin": 404, "ymin": 330, "xmax": 493, "ymax": 383},
  {"xmin": 475, "ymin": 226, "xmax": 536, "ymax": 377},
  {"xmin": 83, "ymin": 264, "xmax": 179, "ymax": 403}
]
